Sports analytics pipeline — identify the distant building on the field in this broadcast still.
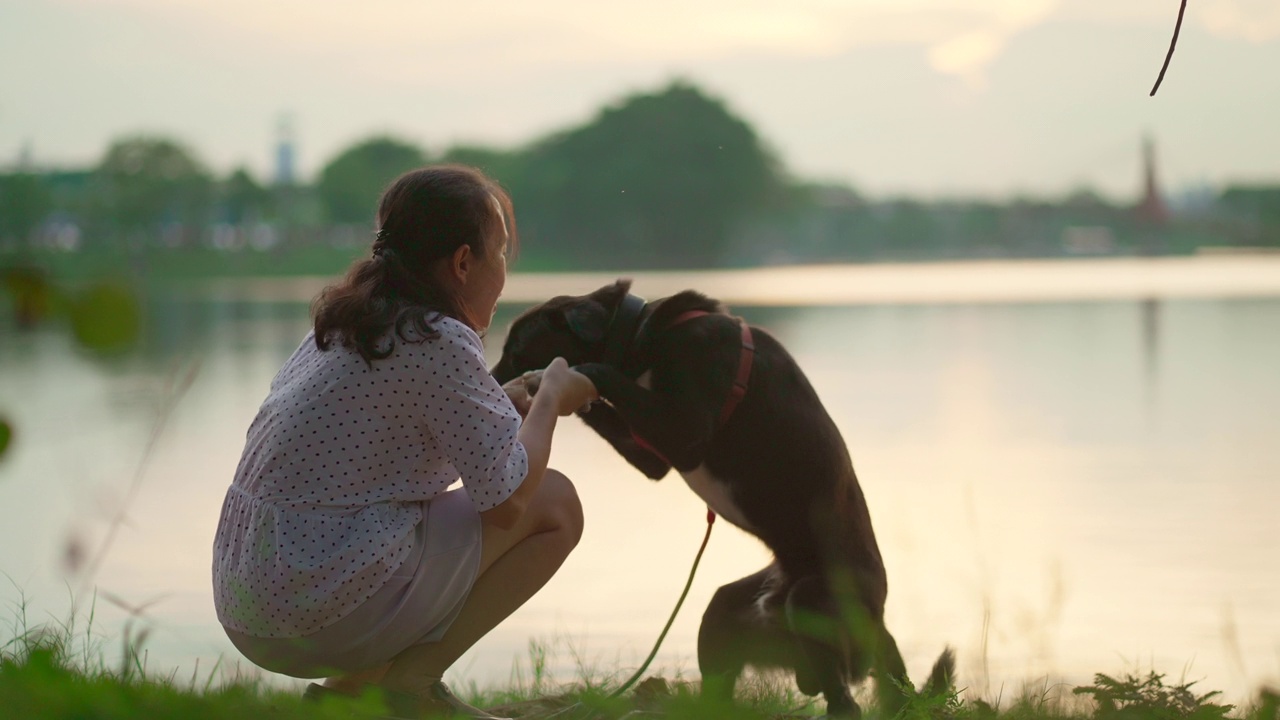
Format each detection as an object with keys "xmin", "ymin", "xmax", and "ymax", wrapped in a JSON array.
[
  {"xmin": 275, "ymin": 114, "xmax": 296, "ymax": 186},
  {"xmin": 17, "ymin": 141, "xmax": 33, "ymax": 172},
  {"xmin": 1135, "ymin": 134, "xmax": 1169, "ymax": 227},
  {"xmin": 1167, "ymin": 181, "xmax": 1217, "ymax": 217}
]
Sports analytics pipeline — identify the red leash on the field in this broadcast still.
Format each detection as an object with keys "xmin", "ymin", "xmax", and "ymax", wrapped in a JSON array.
[
  {"xmin": 719, "ymin": 318, "xmax": 755, "ymax": 427},
  {"xmin": 608, "ymin": 507, "xmax": 716, "ymax": 699},
  {"xmin": 604, "ymin": 308, "xmax": 729, "ymax": 698}
]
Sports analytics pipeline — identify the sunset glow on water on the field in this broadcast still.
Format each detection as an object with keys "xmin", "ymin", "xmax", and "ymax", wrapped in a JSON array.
[{"xmin": 2, "ymin": 260, "xmax": 1278, "ymax": 703}]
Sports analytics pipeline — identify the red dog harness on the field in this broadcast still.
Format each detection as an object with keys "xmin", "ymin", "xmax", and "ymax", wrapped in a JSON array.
[{"xmin": 628, "ymin": 310, "xmax": 755, "ymax": 466}]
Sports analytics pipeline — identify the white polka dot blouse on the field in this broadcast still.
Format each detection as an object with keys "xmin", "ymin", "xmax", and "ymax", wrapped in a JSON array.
[{"xmin": 212, "ymin": 314, "xmax": 528, "ymax": 638}]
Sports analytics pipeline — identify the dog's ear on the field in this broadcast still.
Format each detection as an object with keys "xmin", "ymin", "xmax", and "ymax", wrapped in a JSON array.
[
  {"xmin": 554, "ymin": 280, "xmax": 631, "ymax": 344},
  {"xmin": 589, "ymin": 278, "xmax": 632, "ymax": 307},
  {"xmin": 560, "ymin": 302, "xmax": 609, "ymax": 344}
]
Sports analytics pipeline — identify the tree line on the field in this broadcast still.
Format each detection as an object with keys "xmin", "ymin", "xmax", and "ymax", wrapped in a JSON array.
[
  {"xmin": 1, "ymin": 80, "xmax": 1276, "ymax": 271},
  {"xmin": 0, "ymin": 82, "xmax": 790, "ymax": 269}
]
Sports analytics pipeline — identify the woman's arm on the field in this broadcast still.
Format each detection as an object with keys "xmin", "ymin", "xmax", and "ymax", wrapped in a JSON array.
[{"xmin": 480, "ymin": 358, "xmax": 595, "ymax": 529}]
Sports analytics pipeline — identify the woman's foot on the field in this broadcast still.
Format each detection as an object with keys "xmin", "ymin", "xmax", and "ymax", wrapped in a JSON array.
[
  {"xmin": 304, "ymin": 680, "xmax": 510, "ymax": 720},
  {"xmin": 407, "ymin": 681, "xmax": 509, "ymax": 719}
]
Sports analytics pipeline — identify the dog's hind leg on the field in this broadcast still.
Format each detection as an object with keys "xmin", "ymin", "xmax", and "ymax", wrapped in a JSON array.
[
  {"xmin": 785, "ymin": 575, "xmax": 860, "ymax": 718},
  {"xmin": 871, "ymin": 624, "xmax": 910, "ymax": 717},
  {"xmin": 698, "ymin": 567, "xmax": 792, "ymax": 707}
]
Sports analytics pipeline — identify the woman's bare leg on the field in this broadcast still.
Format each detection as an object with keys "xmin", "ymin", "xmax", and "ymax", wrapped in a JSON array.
[{"xmin": 325, "ymin": 469, "xmax": 584, "ymax": 698}]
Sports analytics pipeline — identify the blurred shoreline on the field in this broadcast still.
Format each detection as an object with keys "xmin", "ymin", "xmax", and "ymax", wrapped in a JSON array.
[{"xmin": 175, "ymin": 254, "xmax": 1280, "ymax": 307}]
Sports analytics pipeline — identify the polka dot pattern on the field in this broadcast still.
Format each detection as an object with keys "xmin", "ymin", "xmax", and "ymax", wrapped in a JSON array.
[{"xmin": 212, "ymin": 314, "xmax": 527, "ymax": 638}]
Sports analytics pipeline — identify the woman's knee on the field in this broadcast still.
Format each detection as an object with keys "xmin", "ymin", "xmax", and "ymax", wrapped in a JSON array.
[{"xmin": 538, "ymin": 469, "xmax": 584, "ymax": 547}]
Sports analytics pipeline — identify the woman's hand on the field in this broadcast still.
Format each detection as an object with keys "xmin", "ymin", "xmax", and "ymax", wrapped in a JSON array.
[
  {"xmin": 494, "ymin": 358, "xmax": 597, "ymax": 531},
  {"xmin": 530, "ymin": 357, "xmax": 598, "ymax": 416},
  {"xmin": 501, "ymin": 376, "xmax": 534, "ymax": 418}
]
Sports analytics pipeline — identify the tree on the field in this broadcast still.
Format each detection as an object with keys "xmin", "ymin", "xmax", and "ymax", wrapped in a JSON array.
[
  {"xmin": 91, "ymin": 136, "xmax": 213, "ymax": 242},
  {"xmin": 1217, "ymin": 185, "xmax": 1280, "ymax": 247},
  {"xmin": 220, "ymin": 167, "xmax": 272, "ymax": 224},
  {"xmin": 316, "ymin": 136, "xmax": 427, "ymax": 225},
  {"xmin": 515, "ymin": 80, "xmax": 787, "ymax": 269},
  {"xmin": 0, "ymin": 172, "xmax": 54, "ymax": 246},
  {"xmin": 438, "ymin": 145, "xmax": 526, "ymax": 190}
]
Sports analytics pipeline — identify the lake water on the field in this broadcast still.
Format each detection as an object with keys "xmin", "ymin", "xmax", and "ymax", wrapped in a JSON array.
[{"xmin": 2, "ymin": 257, "xmax": 1279, "ymax": 705}]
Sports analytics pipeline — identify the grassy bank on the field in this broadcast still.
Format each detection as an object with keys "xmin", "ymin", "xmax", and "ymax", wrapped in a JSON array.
[
  {"xmin": 1, "ymin": 245, "xmax": 364, "ymax": 285},
  {"xmin": 2, "ymin": 609, "xmax": 1276, "ymax": 720},
  {"xmin": 1, "ymin": 243, "xmax": 575, "ymax": 287}
]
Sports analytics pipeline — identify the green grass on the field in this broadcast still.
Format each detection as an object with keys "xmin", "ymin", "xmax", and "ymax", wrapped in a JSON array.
[{"xmin": 2, "ymin": 602, "xmax": 1277, "ymax": 720}]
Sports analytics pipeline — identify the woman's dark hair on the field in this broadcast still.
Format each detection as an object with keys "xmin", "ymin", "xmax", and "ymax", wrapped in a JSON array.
[{"xmin": 311, "ymin": 164, "xmax": 517, "ymax": 362}]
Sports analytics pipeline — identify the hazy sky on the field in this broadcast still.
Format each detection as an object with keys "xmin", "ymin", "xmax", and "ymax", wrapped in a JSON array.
[{"xmin": 2, "ymin": 0, "xmax": 1278, "ymax": 200}]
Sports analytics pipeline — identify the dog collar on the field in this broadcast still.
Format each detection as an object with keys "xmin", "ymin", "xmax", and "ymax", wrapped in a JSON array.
[{"xmin": 603, "ymin": 293, "xmax": 647, "ymax": 370}]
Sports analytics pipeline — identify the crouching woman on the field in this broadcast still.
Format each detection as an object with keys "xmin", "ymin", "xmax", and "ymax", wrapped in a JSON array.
[{"xmin": 212, "ymin": 165, "xmax": 596, "ymax": 719}]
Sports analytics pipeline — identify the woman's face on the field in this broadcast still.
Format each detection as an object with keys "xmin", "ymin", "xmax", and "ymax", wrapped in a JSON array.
[{"xmin": 459, "ymin": 197, "xmax": 509, "ymax": 331}]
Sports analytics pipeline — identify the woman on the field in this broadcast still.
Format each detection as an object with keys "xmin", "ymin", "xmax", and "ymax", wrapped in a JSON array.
[{"xmin": 212, "ymin": 165, "xmax": 597, "ymax": 719}]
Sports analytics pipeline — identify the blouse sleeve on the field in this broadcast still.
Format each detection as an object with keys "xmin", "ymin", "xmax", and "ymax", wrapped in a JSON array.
[{"xmin": 416, "ymin": 320, "xmax": 528, "ymax": 512}]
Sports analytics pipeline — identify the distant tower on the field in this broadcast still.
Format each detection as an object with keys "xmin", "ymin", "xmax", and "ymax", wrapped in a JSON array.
[
  {"xmin": 1135, "ymin": 134, "xmax": 1169, "ymax": 227},
  {"xmin": 274, "ymin": 114, "xmax": 296, "ymax": 186},
  {"xmin": 17, "ymin": 140, "xmax": 33, "ymax": 171}
]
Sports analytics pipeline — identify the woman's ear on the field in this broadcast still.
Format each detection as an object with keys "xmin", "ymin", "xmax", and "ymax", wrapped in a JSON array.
[{"xmin": 449, "ymin": 243, "xmax": 473, "ymax": 284}]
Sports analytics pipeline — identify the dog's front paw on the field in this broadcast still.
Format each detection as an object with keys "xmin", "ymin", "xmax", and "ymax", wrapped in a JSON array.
[
  {"xmin": 570, "ymin": 362, "xmax": 608, "ymax": 379},
  {"xmin": 570, "ymin": 362, "xmax": 615, "ymax": 396}
]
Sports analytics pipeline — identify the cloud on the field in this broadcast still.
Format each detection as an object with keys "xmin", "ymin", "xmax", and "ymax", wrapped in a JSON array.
[
  {"xmin": 923, "ymin": 1, "xmax": 1059, "ymax": 87},
  {"xmin": 1198, "ymin": 0, "xmax": 1280, "ymax": 43},
  {"xmin": 86, "ymin": 0, "xmax": 1279, "ymax": 93},
  {"xmin": 67, "ymin": 0, "xmax": 1279, "ymax": 94},
  {"xmin": 1046, "ymin": 0, "xmax": 1280, "ymax": 43},
  {"xmin": 69, "ymin": 0, "xmax": 1062, "ymax": 84}
]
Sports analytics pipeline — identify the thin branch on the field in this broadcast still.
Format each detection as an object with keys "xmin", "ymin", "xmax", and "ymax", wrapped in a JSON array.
[
  {"xmin": 75, "ymin": 357, "xmax": 201, "ymax": 598},
  {"xmin": 1150, "ymin": 0, "xmax": 1189, "ymax": 96}
]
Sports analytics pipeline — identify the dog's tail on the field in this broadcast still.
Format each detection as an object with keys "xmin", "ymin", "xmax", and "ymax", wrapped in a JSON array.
[
  {"xmin": 921, "ymin": 646, "xmax": 957, "ymax": 697},
  {"xmin": 876, "ymin": 639, "xmax": 956, "ymax": 716}
]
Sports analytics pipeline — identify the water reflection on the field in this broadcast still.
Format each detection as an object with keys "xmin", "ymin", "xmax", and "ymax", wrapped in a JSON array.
[
  {"xmin": 1141, "ymin": 298, "xmax": 1160, "ymax": 418},
  {"xmin": 1, "ymin": 275, "xmax": 1278, "ymax": 704}
]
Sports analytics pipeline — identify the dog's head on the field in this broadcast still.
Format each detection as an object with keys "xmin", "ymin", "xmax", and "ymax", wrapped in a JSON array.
[{"xmin": 491, "ymin": 279, "xmax": 633, "ymax": 383}]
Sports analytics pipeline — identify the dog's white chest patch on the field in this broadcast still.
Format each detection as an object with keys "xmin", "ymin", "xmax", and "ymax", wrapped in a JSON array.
[{"xmin": 680, "ymin": 465, "xmax": 753, "ymax": 532}]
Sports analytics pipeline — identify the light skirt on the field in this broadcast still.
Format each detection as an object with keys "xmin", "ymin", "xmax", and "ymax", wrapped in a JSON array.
[{"xmin": 223, "ymin": 487, "xmax": 482, "ymax": 678}]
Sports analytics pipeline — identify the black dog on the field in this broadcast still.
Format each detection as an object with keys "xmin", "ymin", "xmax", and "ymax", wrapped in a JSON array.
[{"xmin": 492, "ymin": 280, "xmax": 953, "ymax": 718}]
